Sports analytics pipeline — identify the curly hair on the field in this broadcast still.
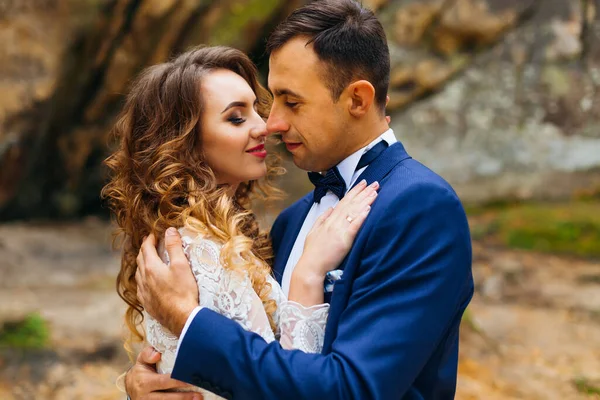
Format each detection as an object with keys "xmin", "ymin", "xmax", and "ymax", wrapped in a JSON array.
[{"xmin": 101, "ymin": 46, "xmax": 284, "ymax": 355}]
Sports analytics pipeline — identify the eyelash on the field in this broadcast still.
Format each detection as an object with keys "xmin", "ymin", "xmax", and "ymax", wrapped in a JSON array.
[
  {"xmin": 285, "ymin": 101, "xmax": 298, "ymax": 108},
  {"xmin": 228, "ymin": 117, "xmax": 245, "ymax": 126}
]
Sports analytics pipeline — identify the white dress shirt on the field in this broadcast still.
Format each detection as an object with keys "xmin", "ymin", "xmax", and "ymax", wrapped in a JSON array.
[
  {"xmin": 175, "ymin": 128, "xmax": 397, "ymax": 358},
  {"xmin": 280, "ymin": 128, "xmax": 397, "ymax": 296}
]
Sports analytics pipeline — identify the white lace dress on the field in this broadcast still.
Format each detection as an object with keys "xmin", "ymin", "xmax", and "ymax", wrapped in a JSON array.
[{"xmin": 144, "ymin": 228, "xmax": 330, "ymax": 399}]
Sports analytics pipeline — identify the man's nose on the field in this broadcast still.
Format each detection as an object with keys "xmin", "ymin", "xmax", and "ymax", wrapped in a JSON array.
[{"xmin": 266, "ymin": 105, "xmax": 289, "ymax": 135}]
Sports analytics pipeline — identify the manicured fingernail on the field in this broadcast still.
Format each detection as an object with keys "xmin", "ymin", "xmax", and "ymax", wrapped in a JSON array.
[
  {"xmin": 365, "ymin": 205, "xmax": 371, "ymax": 213},
  {"xmin": 166, "ymin": 227, "xmax": 177, "ymax": 236},
  {"xmin": 370, "ymin": 190, "xmax": 378, "ymax": 197},
  {"xmin": 359, "ymin": 179, "xmax": 367, "ymax": 186},
  {"xmin": 370, "ymin": 181, "xmax": 379, "ymax": 188}
]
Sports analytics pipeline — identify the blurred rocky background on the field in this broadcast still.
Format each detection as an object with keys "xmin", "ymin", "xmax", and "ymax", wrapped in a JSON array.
[{"xmin": 1, "ymin": 0, "xmax": 599, "ymax": 399}]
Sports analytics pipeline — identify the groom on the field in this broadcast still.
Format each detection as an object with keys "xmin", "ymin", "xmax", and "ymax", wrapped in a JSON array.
[{"xmin": 129, "ymin": 0, "xmax": 473, "ymax": 399}]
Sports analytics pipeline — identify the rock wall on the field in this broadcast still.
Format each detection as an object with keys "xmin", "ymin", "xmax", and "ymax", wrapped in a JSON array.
[
  {"xmin": 382, "ymin": 0, "xmax": 600, "ymax": 201},
  {"xmin": 0, "ymin": 0, "xmax": 597, "ymax": 219},
  {"xmin": 0, "ymin": 0, "xmax": 302, "ymax": 219}
]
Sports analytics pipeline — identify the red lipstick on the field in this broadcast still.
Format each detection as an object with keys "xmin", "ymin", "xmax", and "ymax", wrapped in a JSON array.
[{"xmin": 246, "ymin": 144, "xmax": 267, "ymax": 159}]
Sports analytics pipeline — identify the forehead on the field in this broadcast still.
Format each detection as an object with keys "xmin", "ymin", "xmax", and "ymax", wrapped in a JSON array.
[
  {"xmin": 201, "ymin": 69, "xmax": 255, "ymax": 104},
  {"xmin": 268, "ymin": 37, "xmax": 326, "ymax": 94}
]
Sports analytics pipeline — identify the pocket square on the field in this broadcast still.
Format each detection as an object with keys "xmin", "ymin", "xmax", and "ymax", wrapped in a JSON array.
[{"xmin": 324, "ymin": 269, "xmax": 344, "ymax": 293}]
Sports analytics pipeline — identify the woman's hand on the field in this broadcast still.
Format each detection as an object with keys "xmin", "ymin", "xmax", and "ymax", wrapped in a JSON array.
[
  {"xmin": 303, "ymin": 179, "xmax": 379, "ymax": 273},
  {"xmin": 289, "ymin": 180, "xmax": 379, "ymax": 306}
]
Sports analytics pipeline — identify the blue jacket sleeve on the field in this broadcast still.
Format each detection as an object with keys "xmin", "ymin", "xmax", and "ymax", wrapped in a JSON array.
[{"xmin": 171, "ymin": 182, "xmax": 473, "ymax": 400}]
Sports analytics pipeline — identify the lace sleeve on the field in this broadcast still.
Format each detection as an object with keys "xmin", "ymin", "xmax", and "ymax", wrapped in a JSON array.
[
  {"xmin": 145, "ymin": 231, "xmax": 276, "ymax": 377},
  {"xmin": 278, "ymin": 300, "xmax": 330, "ymax": 353},
  {"xmin": 184, "ymin": 233, "xmax": 276, "ymax": 343},
  {"xmin": 266, "ymin": 275, "xmax": 330, "ymax": 353}
]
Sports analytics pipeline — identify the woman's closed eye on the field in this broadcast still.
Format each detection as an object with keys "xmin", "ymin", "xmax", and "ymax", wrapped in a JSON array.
[
  {"xmin": 285, "ymin": 101, "xmax": 298, "ymax": 109},
  {"xmin": 228, "ymin": 115, "xmax": 246, "ymax": 125}
]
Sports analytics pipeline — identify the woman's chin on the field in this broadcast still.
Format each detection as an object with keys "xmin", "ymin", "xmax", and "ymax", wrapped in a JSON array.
[
  {"xmin": 226, "ymin": 166, "xmax": 267, "ymax": 185},
  {"xmin": 249, "ymin": 172, "xmax": 268, "ymax": 182},
  {"xmin": 248, "ymin": 165, "xmax": 268, "ymax": 181}
]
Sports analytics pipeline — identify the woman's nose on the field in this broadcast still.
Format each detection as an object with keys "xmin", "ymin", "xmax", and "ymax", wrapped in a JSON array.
[{"xmin": 250, "ymin": 118, "xmax": 268, "ymax": 140}]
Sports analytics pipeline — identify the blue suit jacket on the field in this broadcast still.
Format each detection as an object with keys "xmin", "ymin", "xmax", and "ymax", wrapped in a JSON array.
[{"xmin": 172, "ymin": 142, "xmax": 474, "ymax": 399}]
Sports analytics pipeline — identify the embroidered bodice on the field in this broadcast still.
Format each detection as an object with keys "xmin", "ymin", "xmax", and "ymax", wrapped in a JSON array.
[{"xmin": 144, "ymin": 228, "xmax": 329, "ymax": 398}]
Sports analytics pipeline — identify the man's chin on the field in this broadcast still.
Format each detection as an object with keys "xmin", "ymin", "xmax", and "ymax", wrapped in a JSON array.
[
  {"xmin": 290, "ymin": 153, "xmax": 310, "ymax": 171},
  {"xmin": 291, "ymin": 154, "xmax": 324, "ymax": 172}
]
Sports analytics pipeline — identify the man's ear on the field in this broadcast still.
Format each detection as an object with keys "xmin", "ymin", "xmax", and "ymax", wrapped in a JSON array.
[{"xmin": 346, "ymin": 80, "xmax": 375, "ymax": 118}]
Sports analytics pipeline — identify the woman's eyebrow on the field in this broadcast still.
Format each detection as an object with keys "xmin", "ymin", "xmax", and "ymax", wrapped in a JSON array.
[
  {"xmin": 221, "ymin": 101, "xmax": 248, "ymax": 114},
  {"xmin": 221, "ymin": 97, "xmax": 258, "ymax": 113}
]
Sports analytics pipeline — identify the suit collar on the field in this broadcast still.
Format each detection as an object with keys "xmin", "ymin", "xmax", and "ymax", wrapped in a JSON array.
[
  {"xmin": 336, "ymin": 128, "xmax": 397, "ymax": 189},
  {"xmin": 352, "ymin": 141, "xmax": 411, "ymax": 190},
  {"xmin": 273, "ymin": 141, "xmax": 411, "ymax": 283}
]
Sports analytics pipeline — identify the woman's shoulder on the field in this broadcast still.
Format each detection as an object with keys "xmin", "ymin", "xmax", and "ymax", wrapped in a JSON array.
[
  {"xmin": 177, "ymin": 226, "xmax": 220, "ymax": 243},
  {"xmin": 178, "ymin": 227, "xmax": 222, "ymax": 253},
  {"xmin": 176, "ymin": 227, "xmax": 248, "ymax": 284},
  {"xmin": 158, "ymin": 227, "xmax": 223, "ymax": 265}
]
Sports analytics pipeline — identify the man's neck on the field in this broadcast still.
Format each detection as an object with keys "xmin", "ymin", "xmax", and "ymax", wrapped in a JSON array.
[{"xmin": 340, "ymin": 120, "xmax": 390, "ymax": 163}]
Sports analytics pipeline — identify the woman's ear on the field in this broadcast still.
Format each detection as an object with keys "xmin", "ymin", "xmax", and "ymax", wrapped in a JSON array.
[{"xmin": 346, "ymin": 80, "xmax": 376, "ymax": 118}]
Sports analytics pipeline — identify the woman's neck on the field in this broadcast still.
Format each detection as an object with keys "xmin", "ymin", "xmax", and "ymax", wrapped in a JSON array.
[{"xmin": 217, "ymin": 182, "xmax": 239, "ymax": 197}]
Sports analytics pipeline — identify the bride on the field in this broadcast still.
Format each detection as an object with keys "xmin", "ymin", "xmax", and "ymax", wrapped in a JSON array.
[{"xmin": 101, "ymin": 46, "xmax": 377, "ymax": 397}]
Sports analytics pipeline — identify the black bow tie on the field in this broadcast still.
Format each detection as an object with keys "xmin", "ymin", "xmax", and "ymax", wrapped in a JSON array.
[{"xmin": 308, "ymin": 141, "xmax": 388, "ymax": 203}]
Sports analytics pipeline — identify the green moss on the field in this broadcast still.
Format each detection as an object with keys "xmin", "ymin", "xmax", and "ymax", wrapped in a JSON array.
[
  {"xmin": 577, "ymin": 273, "xmax": 600, "ymax": 284},
  {"xmin": 468, "ymin": 201, "xmax": 600, "ymax": 258},
  {"xmin": 0, "ymin": 313, "xmax": 50, "ymax": 349},
  {"xmin": 464, "ymin": 199, "xmax": 523, "ymax": 216},
  {"xmin": 461, "ymin": 308, "xmax": 479, "ymax": 333},
  {"xmin": 542, "ymin": 65, "xmax": 571, "ymax": 97},
  {"xmin": 208, "ymin": 0, "xmax": 283, "ymax": 48},
  {"xmin": 573, "ymin": 377, "xmax": 600, "ymax": 396}
]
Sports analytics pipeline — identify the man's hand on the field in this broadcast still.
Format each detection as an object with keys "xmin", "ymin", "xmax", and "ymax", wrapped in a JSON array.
[
  {"xmin": 126, "ymin": 346, "xmax": 202, "ymax": 399},
  {"xmin": 135, "ymin": 228, "xmax": 199, "ymax": 336}
]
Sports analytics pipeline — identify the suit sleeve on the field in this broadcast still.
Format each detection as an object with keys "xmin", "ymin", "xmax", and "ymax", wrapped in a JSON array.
[{"xmin": 171, "ymin": 183, "xmax": 473, "ymax": 400}]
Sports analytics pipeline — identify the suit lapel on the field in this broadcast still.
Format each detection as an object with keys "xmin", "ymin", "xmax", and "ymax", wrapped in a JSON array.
[
  {"xmin": 323, "ymin": 142, "xmax": 413, "ymax": 349},
  {"xmin": 328, "ymin": 143, "xmax": 412, "ymax": 284},
  {"xmin": 272, "ymin": 194, "xmax": 314, "ymax": 284},
  {"xmin": 352, "ymin": 142, "xmax": 411, "ymax": 190},
  {"xmin": 274, "ymin": 142, "xmax": 411, "ymax": 285}
]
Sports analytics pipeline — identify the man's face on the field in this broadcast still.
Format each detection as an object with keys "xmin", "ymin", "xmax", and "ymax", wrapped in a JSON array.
[{"xmin": 266, "ymin": 37, "xmax": 350, "ymax": 172}]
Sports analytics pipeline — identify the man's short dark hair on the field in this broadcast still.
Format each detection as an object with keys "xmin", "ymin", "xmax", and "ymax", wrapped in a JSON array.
[{"xmin": 266, "ymin": 0, "xmax": 390, "ymax": 113}]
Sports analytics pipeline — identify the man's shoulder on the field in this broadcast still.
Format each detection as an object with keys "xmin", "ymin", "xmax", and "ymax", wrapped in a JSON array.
[{"xmin": 383, "ymin": 157, "xmax": 460, "ymax": 204}]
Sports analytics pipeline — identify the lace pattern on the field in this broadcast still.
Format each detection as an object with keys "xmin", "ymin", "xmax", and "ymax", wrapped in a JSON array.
[
  {"xmin": 143, "ymin": 228, "xmax": 329, "ymax": 396},
  {"xmin": 279, "ymin": 301, "xmax": 330, "ymax": 353}
]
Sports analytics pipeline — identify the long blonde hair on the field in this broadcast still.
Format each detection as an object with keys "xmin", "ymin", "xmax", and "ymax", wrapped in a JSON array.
[{"xmin": 101, "ymin": 46, "xmax": 283, "ymax": 354}]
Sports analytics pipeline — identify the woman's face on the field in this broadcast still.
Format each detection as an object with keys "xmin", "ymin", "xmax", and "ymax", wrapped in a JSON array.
[{"xmin": 200, "ymin": 69, "xmax": 268, "ymax": 187}]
